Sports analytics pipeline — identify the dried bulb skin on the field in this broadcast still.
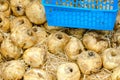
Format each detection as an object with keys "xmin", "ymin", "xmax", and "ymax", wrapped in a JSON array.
[
  {"xmin": 44, "ymin": 22, "xmax": 61, "ymax": 31},
  {"xmin": 95, "ymin": 69, "xmax": 111, "ymax": 80},
  {"xmin": 10, "ymin": 26, "xmax": 37, "ymax": 49},
  {"xmin": 0, "ymin": 77, "xmax": 3, "ymax": 80},
  {"xmin": 25, "ymin": 1, "xmax": 46, "ymax": 24},
  {"xmin": 77, "ymin": 51, "xmax": 102, "ymax": 75},
  {"xmin": 115, "ymin": 11, "xmax": 120, "ymax": 29},
  {"xmin": 96, "ymin": 30, "xmax": 110, "ymax": 35},
  {"xmin": 0, "ymin": 63, "xmax": 3, "ymax": 80},
  {"xmin": 23, "ymin": 47, "xmax": 47, "ymax": 67},
  {"xmin": 7, "ymin": 0, "xmax": 10, "ymax": 2},
  {"xmin": 24, "ymin": 68, "xmax": 53, "ymax": 80},
  {"xmin": 102, "ymin": 48, "xmax": 120, "ymax": 70},
  {"xmin": 84, "ymin": 69, "xmax": 111, "ymax": 80},
  {"xmin": 0, "ymin": 54, "xmax": 2, "ymax": 62},
  {"xmin": 65, "ymin": 29, "xmax": 86, "ymax": 39},
  {"xmin": 2, "ymin": 60, "xmax": 25, "ymax": 80},
  {"xmin": 32, "ymin": 26, "xmax": 48, "ymax": 46},
  {"xmin": 111, "ymin": 66, "xmax": 120, "ymax": 80},
  {"xmin": 0, "ymin": 32, "xmax": 3, "ymax": 43},
  {"xmin": 10, "ymin": 16, "xmax": 32, "ymax": 32},
  {"xmin": 83, "ymin": 32, "xmax": 108, "ymax": 53},
  {"xmin": 64, "ymin": 37, "xmax": 84, "ymax": 60},
  {"xmin": 0, "ymin": 0, "xmax": 11, "ymax": 17},
  {"xmin": 1, "ymin": 36, "xmax": 22, "ymax": 60},
  {"xmin": 0, "ymin": 0, "xmax": 9, "ymax": 12},
  {"xmin": 47, "ymin": 32, "xmax": 70, "ymax": 54},
  {"xmin": 0, "ymin": 13, "xmax": 10, "ymax": 32},
  {"xmin": 10, "ymin": 0, "xmax": 30, "ymax": 16},
  {"xmin": 57, "ymin": 62, "xmax": 81, "ymax": 80},
  {"xmin": 117, "ymin": 46, "xmax": 120, "ymax": 50},
  {"xmin": 112, "ymin": 29, "xmax": 120, "ymax": 45}
]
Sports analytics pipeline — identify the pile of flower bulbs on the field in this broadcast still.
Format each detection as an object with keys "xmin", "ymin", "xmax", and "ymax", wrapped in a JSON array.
[{"xmin": 0, "ymin": 0, "xmax": 120, "ymax": 80}]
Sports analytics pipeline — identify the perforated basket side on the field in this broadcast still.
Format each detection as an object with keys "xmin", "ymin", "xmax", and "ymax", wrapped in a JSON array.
[
  {"xmin": 42, "ymin": 0, "xmax": 118, "ymax": 30},
  {"xmin": 44, "ymin": 6, "xmax": 117, "ymax": 30},
  {"xmin": 43, "ymin": 0, "xmax": 118, "ymax": 10}
]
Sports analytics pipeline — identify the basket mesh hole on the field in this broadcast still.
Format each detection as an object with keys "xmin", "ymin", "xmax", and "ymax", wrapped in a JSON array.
[
  {"xmin": 100, "ymin": 4, "xmax": 103, "ymax": 9},
  {"xmin": 78, "ymin": 3, "xmax": 80, "ymax": 7},
  {"xmin": 95, "ymin": 5, "xmax": 99, "ymax": 9},
  {"xmin": 46, "ymin": 1, "xmax": 48, "ymax": 4},
  {"xmin": 56, "ymin": 1, "xmax": 58, "ymax": 5},
  {"xmin": 74, "ymin": 4, "xmax": 76, "ymax": 7},
  {"xmin": 96, "ymin": 0, "xmax": 98, "ymax": 4},
  {"xmin": 100, "ymin": 0, "xmax": 102, "ymax": 2},
  {"xmin": 88, "ymin": 0, "xmax": 90, "ymax": 2},
  {"xmin": 110, "ymin": 6, "xmax": 113, "ymax": 10},
  {"xmin": 92, "ymin": 4, "xmax": 95, "ymax": 9},
  {"xmin": 106, "ymin": 4, "xmax": 110, "ymax": 10},
  {"xmin": 103, "ymin": 0, "xmax": 107, "ymax": 4},
  {"xmin": 110, "ymin": 0, "xmax": 114, "ymax": 4},
  {"xmin": 92, "ymin": 0, "xmax": 94, "ymax": 2},
  {"xmin": 81, "ymin": 0, "xmax": 84, "ymax": 2},
  {"xmin": 87, "ymin": 4, "xmax": 90, "ymax": 8},
  {"xmin": 74, "ymin": 0, "xmax": 76, "ymax": 2},
  {"xmin": 46, "ymin": 0, "xmax": 115, "ymax": 10},
  {"xmin": 62, "ymin": 2, "xmax": 66, "ymax": 6},
  {"xmin": 70, "ymin": 2, "xmax": 72, "ymax": 7}
]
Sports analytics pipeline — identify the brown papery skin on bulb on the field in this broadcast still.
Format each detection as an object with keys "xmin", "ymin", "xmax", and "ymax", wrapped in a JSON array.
[{"xmin": 25, "ymin": 0, "xmax": 46, "ymax": 24}]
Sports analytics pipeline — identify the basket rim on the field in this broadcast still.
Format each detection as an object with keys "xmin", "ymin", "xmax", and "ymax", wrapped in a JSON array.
[{"xmin": 42, "ymin": 0, "xmax": 118, "ymax": 12}]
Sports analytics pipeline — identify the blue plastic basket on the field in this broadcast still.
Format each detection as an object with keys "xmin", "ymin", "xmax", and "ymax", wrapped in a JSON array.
[{"xmin": 42, "ymin": 0, "xmax": 118, "ymax": 30}]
